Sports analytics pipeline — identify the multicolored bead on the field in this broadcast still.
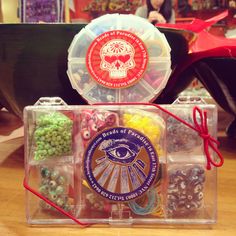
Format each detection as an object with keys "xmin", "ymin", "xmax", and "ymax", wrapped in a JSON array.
[
  {"xmin": 166, "ymin": 111, "xmax": 202, "ymax": 153},
  {"xmin": 80, "ymin": 109, "xmax": 118, "ymax": 146},
  {"xmin": 55, "ymin": 185, "xmax": 65, "ymax": 195},
  {"xmin": 38, "ymin": 167, "xmax": 71, "ymax": 213},
  {"xmin": 86, "ymin": 85, "xmax": 116, "ymax": 103},
  {"xmin": 50, "ymin": 170, "xmax": 60, "ymax": 180},
  {"xmin": 167, "ymin": 165, "xmax": 205, "ymax": 217},
  {"xmin": 57, "ymin": 176, "xmax": 66, "ymax": 185}
]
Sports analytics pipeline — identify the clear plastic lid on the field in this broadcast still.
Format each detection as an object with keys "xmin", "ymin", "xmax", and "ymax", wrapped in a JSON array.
[{"xmin": 68, "ymin": 14, "xmax": 171, "ymax": 104}]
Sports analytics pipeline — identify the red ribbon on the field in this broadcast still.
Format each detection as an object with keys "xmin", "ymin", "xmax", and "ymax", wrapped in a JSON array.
[
  {"xmin": 193, "ymin": 106, "xmax": 224, "ymax": 170},
  {"xmin": 23, "ymin": 178, "xmax": 89, "ymax": 227}
]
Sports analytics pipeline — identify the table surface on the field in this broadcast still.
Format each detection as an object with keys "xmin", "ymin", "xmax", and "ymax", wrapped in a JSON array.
[{"xmin": 0, "ymin": 110, "xmax": 236, "ymax": 236}]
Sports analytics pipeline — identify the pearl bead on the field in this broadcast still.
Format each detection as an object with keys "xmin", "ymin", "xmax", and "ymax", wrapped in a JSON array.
[
  {"xmin": 50, "ymin": 170, "xmax": 60, "ymax": 180},
  {"xmin": 49, "ymin": 191, "xmax": 58, "ymax": 201},
  {"xmin": 39, "ymin": 185, "xmax": 49, "ymax": 195},
  {"xmin": 57, "ymin": 176, "xmax": 66, "ymax": 185},
  {"xmin": 55, "ymin": 185, "xmax": 65, "ymax": 195},
  {"xmin": 56, "ymin": 198, "xmax": 65, "ymax": 207},
  {"xmin": 63, "ymin": 204, "xmax": 71, "ymax": 212},
  {"xmin": 49, "ymin": 180, "xmax": 57, "ymax": 189}
]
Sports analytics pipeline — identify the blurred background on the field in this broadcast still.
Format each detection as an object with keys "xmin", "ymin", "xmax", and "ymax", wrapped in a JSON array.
[
  {"xmin": 0, "ymin": 1, "xmax": 235, "ymax": 26},
  {"xmin": 0, "ymin": 0, "xmax": 235, "ymax": 134}
]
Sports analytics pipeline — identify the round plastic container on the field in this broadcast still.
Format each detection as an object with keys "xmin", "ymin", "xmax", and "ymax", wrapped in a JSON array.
[{"xmin": 68, "ymin": 14, "xmax": 171, "ymax": 104}]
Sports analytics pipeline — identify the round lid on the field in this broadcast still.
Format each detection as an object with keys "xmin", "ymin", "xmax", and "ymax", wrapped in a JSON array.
[{"xmin": 68, "ymin": 14, "xmax": 171, "ymax": 104}]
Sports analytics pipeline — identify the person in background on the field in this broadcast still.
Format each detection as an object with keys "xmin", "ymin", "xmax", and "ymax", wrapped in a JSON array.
[{"xmin": 135, "ymin": 0, "xmax": 175, "ymax": 24}]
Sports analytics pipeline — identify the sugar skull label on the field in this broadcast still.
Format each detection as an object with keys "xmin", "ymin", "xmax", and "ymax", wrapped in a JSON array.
[
  {"xmin": 83, "ymin": 127, "xmax": 158, "ymax": 202},
  {"xmin": 86, "ymin": 30, "xmax": 148, "ymax": 89}
]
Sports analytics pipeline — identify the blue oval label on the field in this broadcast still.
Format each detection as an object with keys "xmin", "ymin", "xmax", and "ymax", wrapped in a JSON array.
[{"xmin": 83, "ymin": 127, "xmax": 158, "ymax": 202}]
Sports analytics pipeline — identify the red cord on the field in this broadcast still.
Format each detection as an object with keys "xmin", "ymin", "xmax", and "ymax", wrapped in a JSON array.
[
  {"xmin": 23, "ymin": 178, "xmax": 89, "ymax": 227},
  {"xmin": 192, "ymin": 106, "xmax": 224, "ymax": 170},
  {"xmin": 95, "ymin": 102, "xmax": 224, "ymax": 170}
]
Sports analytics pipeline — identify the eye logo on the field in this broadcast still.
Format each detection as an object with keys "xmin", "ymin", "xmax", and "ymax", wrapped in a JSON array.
[
  {"xmin": 83, "ymin": 127, "xmax": 158, "ymax": 202},
  {"xmin": 99, "ymin": 139, "xmax": 140, "ymax": 164}
]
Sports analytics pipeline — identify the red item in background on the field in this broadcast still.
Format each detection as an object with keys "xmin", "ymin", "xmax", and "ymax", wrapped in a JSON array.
[
  {"xmin": 155, "ymin": 10, "xmax": 236, "ymax": 76},
  {"xmin": 70, "ymin": 0, "xmax": 92, "ymax": 22}
]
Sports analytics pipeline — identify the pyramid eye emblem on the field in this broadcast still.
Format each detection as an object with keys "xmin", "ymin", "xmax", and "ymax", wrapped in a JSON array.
[
  {"xmin": 100, "ymin": 139, "xmax": 140, "ymax": 164},
  {"xmin": 106, "ymin": 144, "xmax": 135, "ymax": 162}
]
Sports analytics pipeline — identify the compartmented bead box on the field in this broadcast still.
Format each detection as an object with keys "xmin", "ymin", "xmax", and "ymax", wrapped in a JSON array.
[
  {"xmin": 24, "ymin": 98, "xmax": 223, "ymax": 226},
  {"xmin": 67, "ymin": 14, "xmax": 171, "ymax": 104}
]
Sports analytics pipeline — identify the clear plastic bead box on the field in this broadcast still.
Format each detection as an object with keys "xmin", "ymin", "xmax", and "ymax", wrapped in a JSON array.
[
  {"xmin": 24, "ymin": 98, "xmax": 219, "ymax": 226},
  {"xmin": 67, "ymin": 14, "xmax": 171, "ymax": 104}
]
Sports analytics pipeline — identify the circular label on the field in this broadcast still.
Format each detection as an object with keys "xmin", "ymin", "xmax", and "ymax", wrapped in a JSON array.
[
  {"xmin": 83, "ymin": 127, "xmax": 158, "ymax": 202},
  {"xmin": 86, "ymin": 30, "xmax": 148, "ymax": 89}
]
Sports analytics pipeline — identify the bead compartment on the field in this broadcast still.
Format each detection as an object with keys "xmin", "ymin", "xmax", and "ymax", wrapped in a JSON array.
[
  {"xmin": 166, "ymin": 165, "xmax": 206, "ymax": 217},
  {"xmin": 32, "ymin": 111, "xmax": 73, "ymax": 162}
]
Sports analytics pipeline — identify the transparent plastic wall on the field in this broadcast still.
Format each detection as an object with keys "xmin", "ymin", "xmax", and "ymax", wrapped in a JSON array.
[{"xmin": 24, "ymin": 102, "xmax": 218, "ymax": 225}]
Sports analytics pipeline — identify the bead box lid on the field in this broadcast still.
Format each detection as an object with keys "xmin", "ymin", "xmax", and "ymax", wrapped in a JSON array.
[{"xmin": 67, "ymin": 14, "xmax": 171, "ymax": 104}]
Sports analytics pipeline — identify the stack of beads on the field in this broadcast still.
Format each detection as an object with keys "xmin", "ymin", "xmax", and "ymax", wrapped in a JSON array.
[
  {"xmin": 39, "ymin": 167, "xmax": 72, "ymax": 212},
  {"xmin": 166, "ymin": 112, "xmax": 202, "ymax": 153},
  {"xmin": 167, "ymin": 165, "xmax": 205, "ymax": 217},
  {"xmin": 85, "ymin": 85, "xmax": 116, "ymax": 103},
  {"xmin": 34, "ymin": 112, "xmax": 73, "ymax": 160}
]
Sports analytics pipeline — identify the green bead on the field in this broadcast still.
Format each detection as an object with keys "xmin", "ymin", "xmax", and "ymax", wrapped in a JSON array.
[
  {"xmin": 54, "ymin": 141, "xmax": 59, "ymax": 146},
  {"xmin": 58, "ymin": 127, "xmax": 63, "ymax": 132},
  {"xmin": 49, "ymin": 141, "xmax": 55, "ymax": 147},
  {"xmin": 58, "ymin": 140, "xmax": 63, "ymax": 145},
  {"xmin": 34, "ymin": 112, "xmax": 73, "ymax": 159},
  {"xmin": 37, "ymin": 144, "xmax": 44, "ymax": 150},
  {"xmin": 44, "ymin": 127, "xmax": 49, "ymax": 133},
  {"xmin": 47, "ymin": 149, "xmax": 53, "ymax": 156},
  {"xmin": 44, "ymin": 143, "xmax": 50, "ymax": 150},
  {"xmin": 62, "ymin": 131, "xmax": 67, "ymax": 136}
]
